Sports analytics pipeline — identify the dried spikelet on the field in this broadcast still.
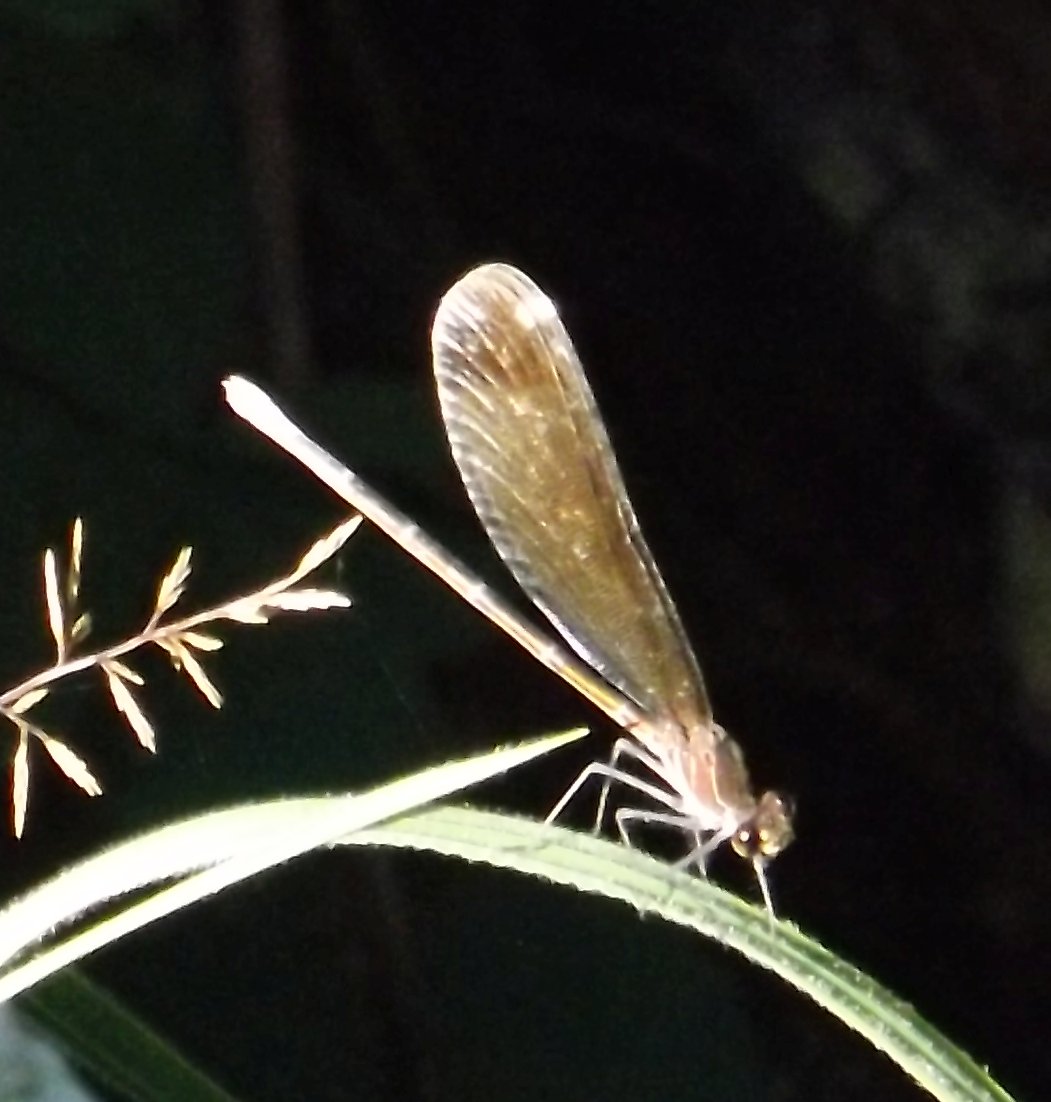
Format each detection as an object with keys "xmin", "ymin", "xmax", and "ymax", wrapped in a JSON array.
[
  {"xmin": 262, "ymin": 589, "xmax": 353, "ymax": 612},
  {"xmin": 43, "ymin": 548, "xmax": 64, "ymax": 660},
  {"xmin": 9, "ymin": 688, "xmax": 48, "ymax": 715},
  {"xmin": 102, "ymin": 664, "xmax": 156, "ymax": 752},
  {"xmin": 70, "ymin": 613, "xmax": 91, "ymax": 646},
  {"xmin": 39, "ymin": 733, "xmax": 101, "ymax": 797},
  {"xmin": 152, "ymin": 546, "xmax": 193, "ymax": 622},
  {"xmin": 104, "ymin": 657, "xmax": 144, "ymax": 686},
  {"xmin": 11, "ymin": 729, "xmax": 28, "ymax": 838},
  {"xmin": 288, "ymin": 515, "xmax": 362, "ymax": 582},
  {"xmin": 165, "ymin": 638, "xmax": 223, "ymax": 708},
  {"xmin": 222, "ymin": 601, "xmax": 272, "ymax": 625},
  {"xmin": 181, "ymin": 630, "xmax": 223, "ymax": 651},
  {"xmin": 68, "ymin": 517, "xmax": 84, "ymax": 603}
]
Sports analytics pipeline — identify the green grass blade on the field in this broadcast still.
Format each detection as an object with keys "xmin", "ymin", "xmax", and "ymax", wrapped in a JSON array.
[
  {"xmin": 0, "ymin": 744, "xmax": 1014, "ymax": 1102},
  {"xmin": 0, "ymin": 728, "xmax": 585, "ymax": 1002},
  {"xmin": 337, "ymin": 806, "xmax": 1016, "ymax": 1102},
  {"xmin": 24, "ymin": 970, "xmax": 241, "ymax": 1102}
]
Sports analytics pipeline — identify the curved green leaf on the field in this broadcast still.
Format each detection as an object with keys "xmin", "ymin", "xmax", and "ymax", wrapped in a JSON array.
[
  {"xmin": 0, "ymin": 728, "xmax": 585, "ymax": 998},
  {"xmin": 0, "ymin": 747, "xmax": 1014, "ymax": 1102}
]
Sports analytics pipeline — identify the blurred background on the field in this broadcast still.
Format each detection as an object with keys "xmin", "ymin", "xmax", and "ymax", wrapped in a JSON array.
[{"xmin": 0, "ymin": 2, "xmax": 1048, "ymax": 1099}]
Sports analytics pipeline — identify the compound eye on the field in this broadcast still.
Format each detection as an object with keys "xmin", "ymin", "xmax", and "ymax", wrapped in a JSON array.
[
  {"xmin": 730, "ymin": 823, "xmax": 761, "ymax": 860},
  {"xmin": 731, "ymin": 792, "xmax": 795, "ymax": 860}
]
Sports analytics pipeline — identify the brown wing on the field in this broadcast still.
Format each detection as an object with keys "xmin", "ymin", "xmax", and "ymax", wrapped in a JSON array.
[{"xmin": 431, "ymin": 262, "xmax": 712, "ymax": 732}]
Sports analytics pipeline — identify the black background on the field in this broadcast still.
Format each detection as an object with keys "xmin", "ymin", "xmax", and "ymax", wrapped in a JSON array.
[{"xmin": 0, "ymin": 3, "xmax": 1047, "ymax": 1100}]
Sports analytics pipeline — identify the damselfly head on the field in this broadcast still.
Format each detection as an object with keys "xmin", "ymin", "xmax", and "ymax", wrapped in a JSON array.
[{"xmin": 730, "ymin": 790, "xmax": 795, "ymax": 863}]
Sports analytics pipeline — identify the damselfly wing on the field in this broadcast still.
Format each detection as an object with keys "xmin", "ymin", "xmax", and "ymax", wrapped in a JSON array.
[{"xmin": 223, "ymin": 263, "xmax": 793, "ymax": 910}]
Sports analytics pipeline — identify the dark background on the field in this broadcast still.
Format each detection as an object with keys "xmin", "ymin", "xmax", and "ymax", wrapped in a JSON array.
[{"xmin": 1, "ymin": 2, "xmax": 1048, "ymax": 1100}]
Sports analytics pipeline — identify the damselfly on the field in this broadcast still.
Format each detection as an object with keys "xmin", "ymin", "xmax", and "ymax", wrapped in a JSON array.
[{"xmin": 223, "ymin": 263, "xmax": 793, "ymax": 910}]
